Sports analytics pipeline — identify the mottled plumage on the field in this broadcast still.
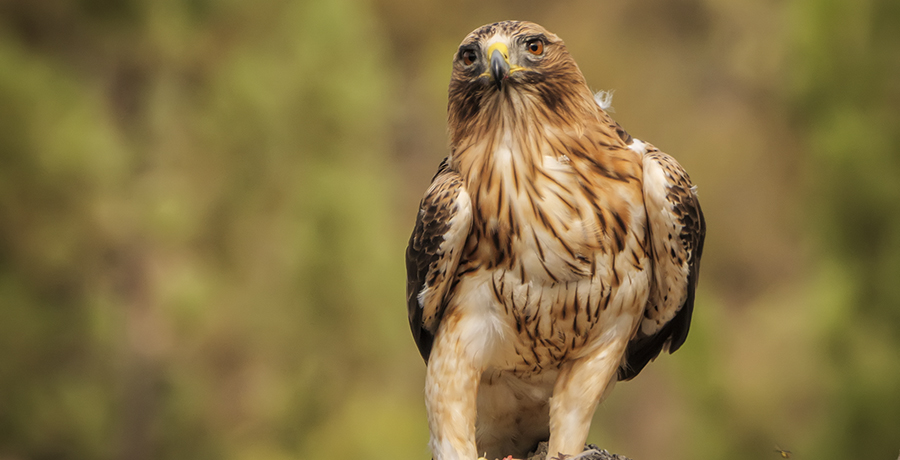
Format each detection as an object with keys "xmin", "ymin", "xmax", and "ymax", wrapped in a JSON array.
[{"xmin": 406, "ymin": 21, "xmax": 705, "ymax": 460}]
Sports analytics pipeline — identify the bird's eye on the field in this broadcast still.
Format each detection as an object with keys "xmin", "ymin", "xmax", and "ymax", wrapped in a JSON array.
[
  {"xmin": 461, "ymin": 49, "xmax": 477, "ymax": 66},
  {"xmin": 526, "ymin": 39, "xmax": 543, "ymax": 55}
]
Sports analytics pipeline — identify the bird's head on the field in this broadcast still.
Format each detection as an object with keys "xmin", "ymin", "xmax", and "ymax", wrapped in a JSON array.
[{"xmin": 447, "ymin": 21, "xmax": 598, "ymax": 147}]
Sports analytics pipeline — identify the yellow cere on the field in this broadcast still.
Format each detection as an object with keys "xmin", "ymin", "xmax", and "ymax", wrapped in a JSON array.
[
  {"xmin": 480, "ymin": 41, "xmax": 527, "ymax": 78},
  {"xmin": 487, "ymin": 42, "xmax": 510, "ymax": 61}
]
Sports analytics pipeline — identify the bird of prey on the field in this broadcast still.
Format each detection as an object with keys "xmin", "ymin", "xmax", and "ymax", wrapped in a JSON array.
[{"xmin": 406, "ymin": 21, "xmax": 705, "ymax": 460}]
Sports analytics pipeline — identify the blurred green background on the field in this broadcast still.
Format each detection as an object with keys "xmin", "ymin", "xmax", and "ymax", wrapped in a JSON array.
[{"xmin": 1, "ymin": 0, "xmax": 898, "ymax": 459}]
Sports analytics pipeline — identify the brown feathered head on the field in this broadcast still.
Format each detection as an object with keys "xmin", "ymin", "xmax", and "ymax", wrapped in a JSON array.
[{"xmin": 447, "ymin": 21, "xmax": 600, "ymax": 148}]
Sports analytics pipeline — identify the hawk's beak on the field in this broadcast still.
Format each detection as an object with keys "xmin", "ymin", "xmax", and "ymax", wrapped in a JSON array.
[{"xmin": 488, "ymin": 42, "xmax": 510, "ymax": 90}]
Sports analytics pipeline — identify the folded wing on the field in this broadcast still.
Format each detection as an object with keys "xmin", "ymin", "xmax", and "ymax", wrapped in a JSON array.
[
  {"xmin": 619, "ymin": 145, "xmax": 706, "ymax": 380},
  {"xmin": 406, "ymin": 159, "xmax": 473, "ymax": 362}
]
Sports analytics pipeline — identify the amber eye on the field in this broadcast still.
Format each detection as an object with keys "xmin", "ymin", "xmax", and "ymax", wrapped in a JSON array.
[
  {"xmin": 461, "ymin": 49, "xmax": 477, "ymax": 65},
  {"xmin": 526, "ymin": 39, "xmax": 543, "ymax": 55}
]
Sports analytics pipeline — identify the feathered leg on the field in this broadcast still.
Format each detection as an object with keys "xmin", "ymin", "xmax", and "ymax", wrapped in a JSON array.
[
  {"xmin": 546, "ymin": 336, "xmax": 628, "ymax": 460},
  {"xmin": 425, "ymin": 318, "xmax": 483, "ymax": 460}
]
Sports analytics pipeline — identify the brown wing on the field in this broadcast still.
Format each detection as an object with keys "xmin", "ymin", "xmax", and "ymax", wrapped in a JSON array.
[
  {"xmin": 406, "ymin": 158, "xmax": 473, "ymax": 362},
  {"xmin": 619, "ymin": 145, "xmax": 706, "ymax": 380}
]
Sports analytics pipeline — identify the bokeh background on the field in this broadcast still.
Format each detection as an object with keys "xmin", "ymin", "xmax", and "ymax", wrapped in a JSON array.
[{"xmin": 1, "ymin": 0, "xmax": 898, "ymax": 459}]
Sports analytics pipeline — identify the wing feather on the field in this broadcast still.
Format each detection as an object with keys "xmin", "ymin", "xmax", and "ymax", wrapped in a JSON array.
[
  {"xmin": 619, "ymin": 144, "xmax": 706, "ymax": 380},
  {"xmin": 406, "ymin": 158, "xmax": 473, "ymax": 362}
]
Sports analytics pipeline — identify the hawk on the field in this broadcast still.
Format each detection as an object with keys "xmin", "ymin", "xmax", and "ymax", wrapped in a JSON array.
[{"xmin": 406, "ymin": 21, "xmax": 705, "ymax": 460}]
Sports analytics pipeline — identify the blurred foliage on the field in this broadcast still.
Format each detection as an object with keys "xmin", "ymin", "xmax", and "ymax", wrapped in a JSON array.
[
  {"xmin": 0, "ymin": 1, "xmax": 897, "ymax": 460},
  {"xmin": 790, "ymin": 0, "xmax": 900, "ymax": 457}
]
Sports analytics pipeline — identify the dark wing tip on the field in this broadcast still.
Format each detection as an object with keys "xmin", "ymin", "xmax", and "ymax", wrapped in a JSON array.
[
  {"xmin": 617, "ymin": 307, "xmax": 687, "ymax": 381},
  {"xmin": 406, "ymin": 239, "xmax": 436, "ymax": 363}
]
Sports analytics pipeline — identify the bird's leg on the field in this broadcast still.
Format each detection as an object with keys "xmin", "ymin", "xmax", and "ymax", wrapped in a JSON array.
[
  {"xmin": 425, "ymin": 320, "xmax": 483, "ymax": 460},
  {"xmin": 546, "ymin": 337, "xmax": 628, "ymax": 460}
]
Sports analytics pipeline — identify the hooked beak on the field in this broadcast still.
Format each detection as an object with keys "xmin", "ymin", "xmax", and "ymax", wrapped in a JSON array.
[{"xmin": 488, "ymin": 42, "xmax": 510, "ymax": 90}]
